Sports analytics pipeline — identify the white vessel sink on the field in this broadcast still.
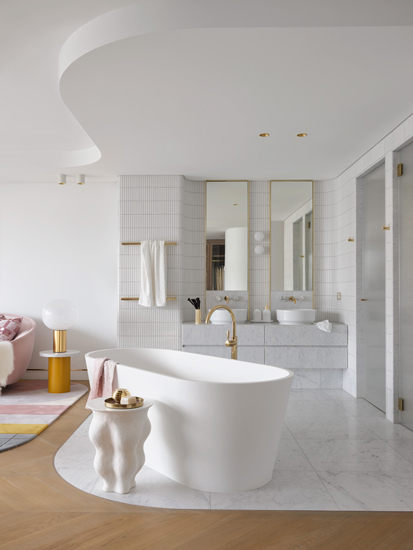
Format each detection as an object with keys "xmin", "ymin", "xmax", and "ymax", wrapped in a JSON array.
[
  {"xmin": 276, "ymin": 309, "xmax": 316, "ymax": 325},
  {"xmin": 208, "ymin": 308, "xmax": 247, "ymax": 324}
]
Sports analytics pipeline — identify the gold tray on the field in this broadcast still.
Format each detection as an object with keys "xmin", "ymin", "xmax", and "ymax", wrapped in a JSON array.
[{"xmin": 105, "ymin": 397, "xmax": 144, "ymax": 409}]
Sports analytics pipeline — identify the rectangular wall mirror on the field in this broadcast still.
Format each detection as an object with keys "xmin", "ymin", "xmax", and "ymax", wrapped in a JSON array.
[
  {"xmin": 270, "ymin": 180, "xmax": 314, "ymax": 291},
  {"xmin": 206, "ymin": 181, "xmax": 249, "ymax": 291}
]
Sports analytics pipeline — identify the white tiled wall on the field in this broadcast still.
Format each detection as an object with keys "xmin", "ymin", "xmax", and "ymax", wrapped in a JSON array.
[
  {"xmin": 249, "ymin": 181, "xmax": 271, "ymax": 314},
  {"xmin": 118, "ymin": 175, "xmax": 183, "ymax": 349},
  {"xmin": 182, "ymin": 178, "xmax": 205, "ymax": 323},
  {"xmin": 118, "ymin": 175, "xmax": 204, "ymax": 350}
]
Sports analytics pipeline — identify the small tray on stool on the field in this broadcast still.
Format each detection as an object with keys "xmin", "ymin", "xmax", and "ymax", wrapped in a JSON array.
[{"xmin": 105, "ymin": 397, "xmax": 144, "ymax": 409}]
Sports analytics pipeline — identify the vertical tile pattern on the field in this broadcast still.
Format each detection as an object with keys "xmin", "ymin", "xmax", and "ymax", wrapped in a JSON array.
[
  {"xmin": 118, "ymin": 175, "xmax": 184, "ymax": 350},
  {"xmin": 249, "ymin": 181, "xmax": 270, "ymax": 315},
  {"xmin": 182, "ymin": 178, "xmax": 206, "ymax": 322},
  {"xmin": 118, "ymin": 176, "xmax": 205, "ymax": 349}
]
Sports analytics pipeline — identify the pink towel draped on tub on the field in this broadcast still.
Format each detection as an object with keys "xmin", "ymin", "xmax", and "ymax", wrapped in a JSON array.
[{"xmin": 87, "ymin": 358, "xmax": 117, "ymax": 402}]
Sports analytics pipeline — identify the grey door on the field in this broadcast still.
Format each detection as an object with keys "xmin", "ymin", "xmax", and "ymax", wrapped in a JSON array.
[
  {"xmin": 361, "ymin": 163, "xmax": 386, "ymax": 412},
  {"xmin": 399, "ymin": 141, "xmax": 413, "ymax": 430}
]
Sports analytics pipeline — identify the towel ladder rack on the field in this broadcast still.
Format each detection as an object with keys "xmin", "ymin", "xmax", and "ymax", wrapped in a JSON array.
[
  {"xmin": 121, "ymin": 297, "xmax": 176, "ymax": 301},
  {"xmin": 121, "ymin": 241, "xmax": 177, "ymax": 246}
]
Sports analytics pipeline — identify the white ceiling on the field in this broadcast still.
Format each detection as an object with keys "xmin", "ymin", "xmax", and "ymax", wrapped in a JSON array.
[{"xmin": 2, "ymin": 0, "xmax": 413, "ymax": 182}]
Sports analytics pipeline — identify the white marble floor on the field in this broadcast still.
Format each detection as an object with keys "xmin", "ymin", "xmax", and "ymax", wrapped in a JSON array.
[{"xmin": 55, "ymin": 390, "xmax": 413, "ymax": 511}]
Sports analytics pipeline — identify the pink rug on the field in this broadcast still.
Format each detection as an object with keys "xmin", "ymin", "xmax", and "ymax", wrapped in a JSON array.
[{"xmin": 0, "ymin": 380, "xmax": 88, "ymax": 452}]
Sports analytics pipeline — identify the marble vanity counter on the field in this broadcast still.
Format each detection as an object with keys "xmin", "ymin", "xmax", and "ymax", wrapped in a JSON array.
[
  {"xmin": 182, "ymin": 322, "xmax": 348, "ymax": 390},
  {"xmin": 264, "ymin": 323, "xmax": 347, "ymax": 347},
  {"xmin": 182, "ymin": 322, "xmax": 346, "ymax": 347},
  {"xmin": 182, "ymin": 322, "xmax": 265, "ymax": 346}
]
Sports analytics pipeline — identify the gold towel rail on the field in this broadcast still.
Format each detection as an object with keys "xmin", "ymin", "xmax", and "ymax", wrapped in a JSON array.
[
  {"xmin": 121, "ymin": 297, "xmax": 177, "ymax": 301},
  {"xmin": 121, "ymin": 241, "xmax": 177, "ymax": 246}
]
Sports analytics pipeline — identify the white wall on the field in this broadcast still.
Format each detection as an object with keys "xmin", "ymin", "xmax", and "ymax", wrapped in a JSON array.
[{"xmin": 0, "ymin": 182, "xmax": 118, "ymax": 377}]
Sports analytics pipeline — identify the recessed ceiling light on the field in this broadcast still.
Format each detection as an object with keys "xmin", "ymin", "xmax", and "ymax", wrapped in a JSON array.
[
  {"xmin": 259, "ymin": 133, "xmax": 270, "ymax": 137},
  {"xmin": 233, "ymin": 203, "xmax": 239, "ymax": 206},
  {"xmin": 297, "ymin": 133, "xmax": 308, "ymax": 137}
]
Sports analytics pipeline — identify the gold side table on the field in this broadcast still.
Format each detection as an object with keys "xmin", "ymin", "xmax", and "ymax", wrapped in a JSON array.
[{"xmin": 39, "ymin": 350, "xmax": 80, "ymax": 393}]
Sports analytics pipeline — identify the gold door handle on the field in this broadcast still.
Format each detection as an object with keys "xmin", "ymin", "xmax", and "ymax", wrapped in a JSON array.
[
  {"xmin": 361, "ymin": 299, "xmax": 368, "ymax": 301},
  {"xmin": 383, "ymin": 226, "xmax": 390, "ymax": 230}
]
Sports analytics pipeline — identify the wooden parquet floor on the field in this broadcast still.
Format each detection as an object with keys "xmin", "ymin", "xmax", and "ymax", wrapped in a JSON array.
[{"xmin": 0, "ymin": 385, "xmax": 412, "ymax": 550}]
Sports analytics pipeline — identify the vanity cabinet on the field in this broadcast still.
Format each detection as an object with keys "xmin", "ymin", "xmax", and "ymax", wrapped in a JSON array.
[{"xmin": 182, "ymin": 323, "xmax": 347, "ymax": 389}]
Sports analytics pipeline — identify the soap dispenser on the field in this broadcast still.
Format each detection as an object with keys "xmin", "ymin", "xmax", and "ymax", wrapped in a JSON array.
[{"xmin": 262, "ymin": 303, "xmax": 271, "ymax": 322}]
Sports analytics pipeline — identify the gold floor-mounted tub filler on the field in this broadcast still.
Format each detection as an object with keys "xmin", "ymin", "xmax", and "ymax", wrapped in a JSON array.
[{"xmin": 205, "ymin": 305, "xmax": 238, "ymax": 360}]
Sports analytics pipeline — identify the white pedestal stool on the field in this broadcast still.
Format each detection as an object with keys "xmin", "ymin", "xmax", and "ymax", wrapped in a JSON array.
[{"xmin": 87, "ymin": 397, "xmax": 154, "ymax": 494}]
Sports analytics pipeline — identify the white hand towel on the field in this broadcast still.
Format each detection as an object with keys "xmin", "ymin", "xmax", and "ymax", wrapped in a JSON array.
[
  {"xmin": 315, "ymin": 320, "xmax": 332, "ymax": 333},
  {"xmin": 140, "ymin": 240, "xmax": 167, "ymax": 307}
]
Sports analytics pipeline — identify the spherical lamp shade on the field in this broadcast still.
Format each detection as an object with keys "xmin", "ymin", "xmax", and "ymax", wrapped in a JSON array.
[
  {"xmin": 254, "ymin": 245, "xmax": 265, "ymax": 255},
  {"xmin": 254, "ymin": 232, "xmax": 265, "ymax": 242},
  {"xmin": 42, "ymin": 299, "xmax": 78, "ymax": 330}
]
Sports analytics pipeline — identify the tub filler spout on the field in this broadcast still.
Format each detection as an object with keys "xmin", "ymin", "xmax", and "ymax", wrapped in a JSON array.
[{"xmin": 205, "ymin": 305, "xmax": 237, "ymax": 359}]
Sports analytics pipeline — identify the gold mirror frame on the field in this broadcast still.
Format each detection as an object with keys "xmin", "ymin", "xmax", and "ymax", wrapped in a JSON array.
[
  {"xmin": 205, "ymin": 180, "xmax": 250, "ymax": 320},
  {"xmin": 269, "ymin": 180, "xmax": 315, "ymax": 309}
]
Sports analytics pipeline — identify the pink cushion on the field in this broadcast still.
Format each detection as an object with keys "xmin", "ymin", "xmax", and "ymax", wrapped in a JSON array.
[{"xmin": 0, "ymin": 317, "xmax": 22, "ymax": 342}]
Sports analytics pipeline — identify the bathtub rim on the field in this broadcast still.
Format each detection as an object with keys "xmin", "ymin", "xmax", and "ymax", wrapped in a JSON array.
[{"xmin": 85, "ymin": 348, "xmax": 294, "ymax": 386}]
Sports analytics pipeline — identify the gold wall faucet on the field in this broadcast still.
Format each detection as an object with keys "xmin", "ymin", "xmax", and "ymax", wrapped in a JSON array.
[
  {"xmin": 205, "ymin": 305, "xmax": 237, "ymax": 360},
  {"xmin": 288, "ymin": 296, "xmax": 297, "ymax": 304}
]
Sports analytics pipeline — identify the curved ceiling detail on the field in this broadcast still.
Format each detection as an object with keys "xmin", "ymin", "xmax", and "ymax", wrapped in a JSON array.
[
  {"xmin": 59, "ymin": 0, "xmax": 413, "ymax": 77},
  {"xmin": 0, "ymin": 0, "xmax": 135, "ymax": 182},
  {"xmin": 58, "ymin": 2, "xmax": 413, "ymax": 180},
  {"xmin": 0, "ymin": 147, "xmax": 101, "ymax": 170},
  {"xmin": 3, "ymin": 1, "xmax": 413, "ymax": 181}
]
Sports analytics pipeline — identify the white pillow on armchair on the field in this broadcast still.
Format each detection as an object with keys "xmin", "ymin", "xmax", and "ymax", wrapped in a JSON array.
[{"xmin": 0, "ymin": 342, "xmax": 14, "ymax": 393}]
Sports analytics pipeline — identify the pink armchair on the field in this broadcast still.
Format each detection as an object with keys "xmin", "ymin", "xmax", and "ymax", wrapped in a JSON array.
[{"xmin": 4, "ymin": 314, "xmax": 36, "ymax": 386}]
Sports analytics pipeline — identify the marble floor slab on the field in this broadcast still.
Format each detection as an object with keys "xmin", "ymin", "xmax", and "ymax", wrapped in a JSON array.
[
  {"xmin": 210, "ymin": 471, "xmax": 339, "ymax": 511},
  {"xmin": 285, "ymin": 415, "xmax": 377, "ymax": 441},
  {"xmin": 296, "ymin": 438, "xmax": 413, "ymax": 473},
  {"xmin": 318, "ymin": 471, "xmax": 413, "ymax": 511},
  {"xmin": 55, "ymin": 390, "xmax": 413, "ymax": 511}
]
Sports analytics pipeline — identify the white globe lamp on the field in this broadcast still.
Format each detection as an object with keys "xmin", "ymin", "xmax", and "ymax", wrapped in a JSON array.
[{"xmin": 42, "ymin": 299, "xmax": 78, "ymax": 353}]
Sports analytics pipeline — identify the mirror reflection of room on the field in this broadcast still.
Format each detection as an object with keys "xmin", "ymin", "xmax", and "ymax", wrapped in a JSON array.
[
  {"xmin": 271, "ymin": 181, "xmax": 313, "ymax": 291},
  {"xmin": 206, "ymin": 181, "xmax": 248, "ymax": 291}
]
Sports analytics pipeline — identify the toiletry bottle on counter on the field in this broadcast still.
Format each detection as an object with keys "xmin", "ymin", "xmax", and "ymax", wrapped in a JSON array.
[
  {"xmin": 253, "ymin": 309, "xmax": 262, "ymax": 321},
  {"xmin": 262, "ymin": 303, "xmax": 271, "ymax": 322}
]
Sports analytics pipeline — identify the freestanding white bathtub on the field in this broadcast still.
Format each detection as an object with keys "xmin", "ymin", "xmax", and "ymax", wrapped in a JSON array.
[{"xmin": 85, "ymin": 348, "xmax": 293, "ymax": 493}]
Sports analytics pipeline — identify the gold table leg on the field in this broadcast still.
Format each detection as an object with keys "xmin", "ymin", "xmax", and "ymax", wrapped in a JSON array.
[{"xmin": 48, "ymin": 357, "xmax": 71, "ymax": 393}]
